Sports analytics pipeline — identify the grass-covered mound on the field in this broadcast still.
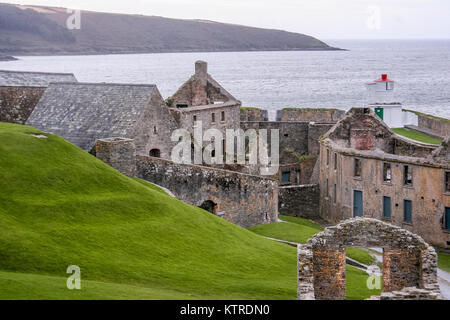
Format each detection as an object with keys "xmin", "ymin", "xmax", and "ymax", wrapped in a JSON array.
[{"xmin": 0, "ymin": 122, "xmax": 297, "ymax": 299}]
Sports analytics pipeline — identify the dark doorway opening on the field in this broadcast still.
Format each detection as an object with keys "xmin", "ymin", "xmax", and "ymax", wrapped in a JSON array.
[
  {"xmin": 199, "ymin": 200, "xmax": 217, "ymax": 214},
  {"xmin": 149, "ymin": 149, "xmax": 161, "ymax": 157}
]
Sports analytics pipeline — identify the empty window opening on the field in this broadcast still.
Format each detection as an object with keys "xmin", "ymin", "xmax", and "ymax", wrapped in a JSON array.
[
  {"xmin": 445, "ymin": 172, "xmax": 450, "ymax": 193},
  {"xmin": 326, "ymin": 179, "xmax": 329, "ymax": 197},
  {"xmin": 333, "ymin": 184, "xmax": 337, "ymax": 203},
  {"xmin": 383, "ymin": 163, "xmax": 392, "ymax": 183},
  {"xmin": 221, "ymin": 111, "xmax": 225, "ymax": 121},
  {"xmin": 153, "ymin": 126, "xmax": 157, "ymax": 134},
  {"xmin": 149, "ymin": 149, "xmax": 161, "ymax": 158},
  {"xmin": 334, "ymin": 153, "xmax": 338, "ymax": 170},
  {"xmin": 211, "ymin": 113, "xmax": 216, "ymax": 123},
  {"xmin": 404, "ymin": 200, "xmax": 412, "ymax": 223},
  {"xmin": 176, "ymin": 104, "xmax": 188, "ymax": 109},
  {"xmin": 403, "ymin": 166, "xmax": 413, "ymax": 185},
  {"xmin": 354, "ymin": 158, "xmax": 361, "ymax": 177},
  {"xmin": 295, "ymin": 170, "xmax": 301, "ymax": 185},
  {"xmin": 326, "ymin": 149, "xmax": 330, "ymax": 166}
]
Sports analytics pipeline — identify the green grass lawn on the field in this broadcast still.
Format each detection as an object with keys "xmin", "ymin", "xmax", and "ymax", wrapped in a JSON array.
[
  {"xmin": 346, "ymin": 265, "xmax": 381, "ymax": 300},
  {"xmin": 0, "ymin": 122, "xmax": 298, "ymax": 300},
  {"xmin": 346, "ymin": 248, "xmax": 376, "ymax": 266},
  {"xmin": 248, "ymin": 215, "xmax": 323, "ymax": 244},
  {"xmin": 438, "ymin": 252, "xmax": 450, "ymax": 273},
  {"xmin": 392, "ymin": 128, "xmax": 442, "ymax": 145}
]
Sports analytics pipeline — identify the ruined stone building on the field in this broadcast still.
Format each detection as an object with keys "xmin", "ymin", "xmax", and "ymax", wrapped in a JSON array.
[
  {"xmin": 26, "ymin": 82, "xmax": 178, "ymax": 157},
  {"xmin": 0, "ymin": 70, "xmax": 77, "ymax": 124},
  {"xmin": 319, "ymin": 108, "xmax": 450, "ymax": 248},
  {"xmin": 167, "ymin": 60, "xmax": 241, "ymax": 158}
]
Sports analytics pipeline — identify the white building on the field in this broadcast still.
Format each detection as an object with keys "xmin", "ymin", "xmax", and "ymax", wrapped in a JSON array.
[{"xmin": 365, "ymin": 74, "xmax": 403, "ymax": 128}]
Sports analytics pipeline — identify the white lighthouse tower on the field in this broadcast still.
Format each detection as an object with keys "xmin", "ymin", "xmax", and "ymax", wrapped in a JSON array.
[{"xmin": 365, "ymin": 74, "xmax": 403, "ymax": 128}]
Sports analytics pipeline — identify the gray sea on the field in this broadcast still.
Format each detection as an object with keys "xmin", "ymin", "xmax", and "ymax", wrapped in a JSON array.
[{"xmin": 1, "ymin": 39, "xmax": 449, "ymax": 120}]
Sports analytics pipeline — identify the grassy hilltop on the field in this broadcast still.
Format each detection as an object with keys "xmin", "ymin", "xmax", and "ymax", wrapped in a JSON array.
[{"xmin": 0, "ymin": 122, "xmax": 379, "ymax": 299}]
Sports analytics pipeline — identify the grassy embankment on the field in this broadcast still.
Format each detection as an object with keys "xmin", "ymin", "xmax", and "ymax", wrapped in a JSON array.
[
  {"xmin": 0, "ymin": 122, "xmax": 298, "ymax": 300},
  {"xmin": 392, "ymin": 128, "xmax": 442, "ymax": 145}
]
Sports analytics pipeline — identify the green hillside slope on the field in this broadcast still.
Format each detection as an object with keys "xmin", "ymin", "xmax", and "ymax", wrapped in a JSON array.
[{"xmin": 0, "ymin": 122, "xmax": 296, "ymax": 299}]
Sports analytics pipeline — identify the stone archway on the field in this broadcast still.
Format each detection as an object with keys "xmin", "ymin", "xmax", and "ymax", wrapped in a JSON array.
[
  {"xmin": 198, "ymin": 200, "xmax": 217, "ymax": 214},
  {"xmin": 298, "ymin": 218, "xmax": 440, "ymax": 300},
  {"xmin": 149, "ymin": 149, "xmax": 161, "ymax": 158}
]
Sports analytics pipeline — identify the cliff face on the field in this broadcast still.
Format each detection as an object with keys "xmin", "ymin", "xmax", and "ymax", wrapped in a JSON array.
[{"xmin": 0, "ymin": 4, "xmax": 342, "ymax": 55}]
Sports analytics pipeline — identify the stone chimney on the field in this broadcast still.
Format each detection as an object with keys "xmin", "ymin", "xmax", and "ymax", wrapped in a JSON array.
[
  {"xmin": 191, "ymin": 61, "xmax": 208, "ymax": 106},
  {"xmin": 195, "ymin": 60, "xmax": 208, "ymax": 83}
]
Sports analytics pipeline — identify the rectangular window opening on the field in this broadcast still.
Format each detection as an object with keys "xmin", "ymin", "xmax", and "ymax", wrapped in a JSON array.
[
  {"xmin": 445, "ymin": 172, "xmax": 450, "ymax": 193},
  {"xmin": 383, "ymin": 163, "xmax": 392, "ymax": 183},
  {"xmin": 403, "ymin": 165, "xmax": 413, "ymax": 185},
  {"xmin": 354, "ymin": 158, "xmax": 361, "ymax": 177}
]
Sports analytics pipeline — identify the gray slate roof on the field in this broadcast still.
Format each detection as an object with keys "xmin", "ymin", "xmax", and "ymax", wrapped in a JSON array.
[
  {"xmin": 27, "ymin": 82, "xmax": 157, "ymax": 151},
  {"xmin": 0, "ymin": 70, "xmax": 77, "ymax": 87}
]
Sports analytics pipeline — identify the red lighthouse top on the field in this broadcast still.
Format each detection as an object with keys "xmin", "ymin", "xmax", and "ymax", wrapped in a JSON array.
[{"xmin": 375, "ymin": 74, "xmax": 392, "ymax": 82}]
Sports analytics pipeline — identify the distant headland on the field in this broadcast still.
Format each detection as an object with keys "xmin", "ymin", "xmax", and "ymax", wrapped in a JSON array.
[
  {"xmin": 0, "ymin": 55, "xmax": 18, "ymax": 61},
  {"xmin": 0, "ymin": 3, "xmax": 344, "ymax": 56}
]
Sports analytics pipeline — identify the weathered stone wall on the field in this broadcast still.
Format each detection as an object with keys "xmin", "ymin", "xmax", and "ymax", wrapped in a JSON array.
[
  {"xmin": 308, "ymin": 123, "xmax": 334, "ymax": 156},
  {"xmin": 0, "ymin": 86, "xmax": 45, "ymax": 124},
  {"xmin": 417, "ymin": 114, "xmax": 450, "ymax": 138},
  {"xmin": 171, "ymin": 102, "xmax": 241, "ymax": 144},
  {"xmin": 276, "ymin": 108, "xmax": 345, "ymax": 122},
  {"xmin": 240, "ymin": 108, "xmax": 268, "ymax": 122},
  {"xmin": 279, "ymin": 184, "xmax": 320, "ymax": 218},
  {"xmin": 318, "ymin": 144, "xmax": 450, "ymax": 248},
  {"xmin": 368, "ymin": 287, "xmax": 443, "ymax": 300},
  {"xmin": 135, "ymin": 155, "xmax": 278, "ymax": 228},
  {"xmin": 94, "ymin": 138, "xmax": 136, "ymax": 177},
  {"xmin": 241, "ymin": 121, "xmax": 310, "ymax": 157},
  {"xmin": 298, "ymin": 218, "xmax": 441, "ymax": 300}
]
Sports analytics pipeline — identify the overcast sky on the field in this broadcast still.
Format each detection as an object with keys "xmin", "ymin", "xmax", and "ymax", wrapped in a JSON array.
[{"xmin": 3, "ymin": 0, "xmax": 450, "ymax": 39}]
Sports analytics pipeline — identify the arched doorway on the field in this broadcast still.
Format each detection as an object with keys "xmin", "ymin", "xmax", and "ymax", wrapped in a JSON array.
[
  {"xmin": 149, "ymin": 149, "xmax": 161, "ymax": 158},
  {"xmin": 199, "ymin": 200, "xmax": 217, "ymax": 214},
  {"xmin": 297, "ymin": 218, "xmax": 440, "ymax": 300}
]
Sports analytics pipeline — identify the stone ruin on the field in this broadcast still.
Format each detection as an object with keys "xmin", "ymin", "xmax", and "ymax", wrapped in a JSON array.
[{"xmin": 298, "ymin": 218, "xmax": 442, "ymax": 300}]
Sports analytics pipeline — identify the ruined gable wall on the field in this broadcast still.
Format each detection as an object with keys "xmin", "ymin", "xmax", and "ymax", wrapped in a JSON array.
[
  {"xmin": 136, "ymin": 155, "xmax": 278, "ymax": 228},
  {"xmin": 130, "ymin": 88, "xmax": 178, "ymax": 158},
  {"xmin": 0, "ymin": 86, "xmax": 45, "ymax": 124}
]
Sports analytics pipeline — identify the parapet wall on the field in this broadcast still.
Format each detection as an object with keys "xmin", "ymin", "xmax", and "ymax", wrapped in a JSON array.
[
  {"xmin": 136, "ymin": 155, "xmax": 279, "ymax": 228},
  {"xmin": 279, "ymin": 184, "xmax": 319, "ymax": 218},
  {"xmin": 276, "ymin": 108, "xmax": 345, "ymax": 122},
  {"xmin": 240, "ymin": 108, "xmax": 269, "ymax": 122},
  {"xmin": 417, "ymin": 114, "xmax": 450, "ymax": 138}
]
